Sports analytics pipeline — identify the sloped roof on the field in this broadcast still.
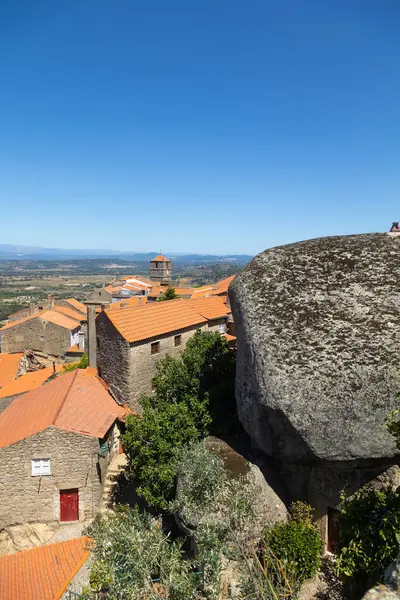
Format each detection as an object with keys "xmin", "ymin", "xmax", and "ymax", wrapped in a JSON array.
[
  {"xmin": 0, "ymin": 366, "xmax": 62, "ymax": 399},
  {"xmin": 104, "ymin": 299, "xmax": 207, "ymax": 343},
  {"xmin": 0, "ymin": 369, "xmax": 126, "ymax": 448},
  {"xmin": 183, "ymin": 296, "xmax": 231, "ymax": 320},
  {"xmin": 214, "ymin": 274, "xmax": 236, "ymax": 294},
  {"xmin": 0, "ymin": 353, "xmax": 23, "ymax": 387},
  {"xmin": 62, "ymin": 298, "xmax": 87, "ymax": 315},
  {"xmin": 0, "ymin": 536, "xmax": 92, "ymax": 600},
  {"xmin": 191, "ymin": 285, "xmax": 216, "ymax": 298},
  {"xmin": 124, "ymin": 275, "xmax": 154, "ymax": 287},
  {"xmin": 0, "ymin": 310, "xmax": 80, "ymax": 332},
  {"xmin": 151, "ymin": 254, "xmax": 169, "ymax": 262},
  {"xmin": 53, "ymin": 305, "xmax": 86, "ymax": 322},
  {"xmin": 108, "ymin": 296, "xmax": 148, "ymax": 310}
]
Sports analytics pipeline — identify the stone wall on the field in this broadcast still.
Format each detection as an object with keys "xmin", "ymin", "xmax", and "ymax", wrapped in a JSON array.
[
  {"xmin": 0, "ymin": 427, "xmax": 110, "ymax": 530},
  {"xmin": 0, "ymin": 318, "xmax": 76, "ymax": 356},
  {"xmin": 96, "ymin": 311, "xmax": 207, "ymax": 410},
  {"xmin": 281, "ymin": 459, "xmax": 400, "ymax": 548},
  {"xmin": 62, "ymin": 552, "xmax": 93, "ymax": 599}
]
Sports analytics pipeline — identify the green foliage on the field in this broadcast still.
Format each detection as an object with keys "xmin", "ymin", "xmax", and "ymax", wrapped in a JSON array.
[
  {"xmin": 122, "ymin": 330, "xmax": 236, "ymax": 510},
  {"xmin": 290, "ymin": 501, "xmax": 316, "ymax": 527},
  {"xmin": 123, "ymin": 402, "xmax": 205, "ymax": 510},
  {"xmin": 62, "ymin": 353, "xmax": 88, "ymax": 372},
  {"xmin": 386, "ymin": 409, "xmax": 400, "ymax": 449},
  {"xmin": 336, "ymin": 484, "xmax": 400, "ymax": 597},
  {"xmin": 86, "ymin": 505, "xmax": 201, "ymax": 599},
  {"xmin": 265, "ymin": 520, "xmax": 322, "ymax": 585},
  {"xmin": 157, "ymin": 287, "xmax": 178, "ymax": 301}
]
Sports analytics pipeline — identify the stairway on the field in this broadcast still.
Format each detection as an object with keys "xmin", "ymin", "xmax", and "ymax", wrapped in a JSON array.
[{"xmin": 99, "ymin": 453, "xmax": 127, "ymax": 513}]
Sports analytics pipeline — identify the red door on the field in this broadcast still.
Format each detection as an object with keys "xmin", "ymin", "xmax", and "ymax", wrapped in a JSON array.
[{"xmin": 60, "ymin": 489, "xmax": 79, "ymax": 522}]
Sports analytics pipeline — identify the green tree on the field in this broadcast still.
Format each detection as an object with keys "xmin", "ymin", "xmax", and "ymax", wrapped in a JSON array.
[
  {"xmin": 158, "ymin": 287, "xmax": 178, "ymax": 301},
  {"xmin": 386, "ymin": 408, "xmax": 400, "ymax": 449},
  {"xmin": 122, "ymin": 330, "xmax": 236, "ymax": 510}
]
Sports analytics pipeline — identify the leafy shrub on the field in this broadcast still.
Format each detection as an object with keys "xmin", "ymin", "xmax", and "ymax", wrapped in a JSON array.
[
  {"xmin": 387, "ymin": 409, "xmax": 400, "ymax": 449},
  {"xmin": 86, "ymin": 506, "xmax": 200, "ymax": 599},
  {"xmin": 266, "ymin": 520, "xmax": 323, "ymax": 584},
  {"xmin": 336, "ymin": 484, "xmax": 400, "ymax": 597},
  {"xmin": 62, "ymin": 353, "xmax": 88, "ymax": 371},
  {"xmin": 290, "ymin": 500, "xmax": 316, "ymax": 527}
]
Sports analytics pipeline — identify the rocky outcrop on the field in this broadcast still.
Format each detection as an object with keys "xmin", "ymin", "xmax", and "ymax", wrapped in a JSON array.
[
  {"xmin": 362, "ymin": 552, "xmax": 400, "ymax": 599},
  {"xmin": 230, "ymin": 233, "xmax": 400, "ymax": 464}
]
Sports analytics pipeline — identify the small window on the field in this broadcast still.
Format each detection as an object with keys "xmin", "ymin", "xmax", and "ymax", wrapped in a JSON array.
[
  {"xmin": 32, "ymin": 458, "xmax": 51, "ymax": 476},
  {"xmin": 40, "ymin": 336, "xmax": 45, "ymax": 342},
  {"xmin": 174, "ymin": 335, "xmax": 182, "ymax": 347},
  {"xmin": 151, "ymin": 341, "xmax": 160, "ymax": 355}
]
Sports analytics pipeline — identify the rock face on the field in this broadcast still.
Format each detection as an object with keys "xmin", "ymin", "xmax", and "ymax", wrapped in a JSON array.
[{"xmin": 230, "ymin": 233, "xmax": 400, "ymax": 463}]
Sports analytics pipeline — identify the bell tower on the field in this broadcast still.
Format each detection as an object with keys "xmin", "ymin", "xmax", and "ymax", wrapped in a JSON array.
[{"xmin": 149, "ymin": 252, "xmax": 172, "ymax": 284}]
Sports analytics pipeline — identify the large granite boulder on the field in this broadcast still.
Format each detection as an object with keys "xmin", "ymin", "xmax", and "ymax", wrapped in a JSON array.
[{"xmin": 230, "ymin": 233, "xmax": 400, "ymax": 463}]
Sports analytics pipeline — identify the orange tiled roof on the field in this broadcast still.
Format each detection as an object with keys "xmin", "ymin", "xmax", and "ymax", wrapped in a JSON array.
[
  {"xmin": 215, "ymin": 274, "xmax": 236, "ymax": 294},
  {"xmin": 54, "ymin": 305, "xmax": 86, "ymax": 322},
  {"xmin": 184, "ymin": 296, "xmax": 231, "ymax": 321},
  {"xmin": 104, "ymin": 298, "xmax": 207, "ymax": 343},
  {"xmin": 108, "ymin": 296, "xmax": 148, "ymax": 310},
  {"xmin": 173, "ymin": 287, "xmax": 194, "ymax": 297},
  {"xmin": 0, "ymin": 536, "xmax": 92, "ymax": 600},
  {"xmin": 0, "ymin": 310, "xmax": 80, "ymax": 332},
  {"xmin": 225, "ymin": 333, "xmax": 237, "ymax": 342},
  {"xmin": 191, "ymin": 285, "xmax": 216, "ymax": 298},
  {"xmin": 63, "ymin": 298, "xmax": 87, "ymax": 315},
  {"xmin": 0, "ymin": 353, "xmax": 23, "ymax": 387},
  {"xmin": 151, "ymin": 254, "xmax": 169, "ymax": 262},
  {"xmin": 0, "ymin": 367, "xmax": 60, "ymax": 399},
  {"xmin": 0, "ymin": 369, "xmax": 126, "ymax": 448},
  {"xmin": 148, "ymin": 285, "xmax": 163, "ymax": 298}
]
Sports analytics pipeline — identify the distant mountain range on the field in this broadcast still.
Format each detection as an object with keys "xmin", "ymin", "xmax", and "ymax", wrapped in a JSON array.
[{"xmin": 0, "ymin": 244, "xmax": 253, "ymax": 264}]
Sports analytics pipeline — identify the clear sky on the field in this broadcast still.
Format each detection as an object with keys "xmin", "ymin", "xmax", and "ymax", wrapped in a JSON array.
[{"xmin": 1, "ymin": 1, "xmax": 400, "ymax": 255}]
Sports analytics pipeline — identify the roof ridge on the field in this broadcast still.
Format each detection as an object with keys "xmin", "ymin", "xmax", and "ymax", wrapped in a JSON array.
[{"xmin": 52, "ymin": 370, "xmax": 80, "ymax": 425}]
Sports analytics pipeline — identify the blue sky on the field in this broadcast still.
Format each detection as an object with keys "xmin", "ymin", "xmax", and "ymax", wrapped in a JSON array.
[{"xmin": 1, "ymin": 1, "xmax": 399, "ymax": 255}]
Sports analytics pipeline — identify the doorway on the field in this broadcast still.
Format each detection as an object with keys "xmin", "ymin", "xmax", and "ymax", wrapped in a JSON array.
[{"xmin": 60, "ymin": 489, "xmax": 79, "ymax": 522}]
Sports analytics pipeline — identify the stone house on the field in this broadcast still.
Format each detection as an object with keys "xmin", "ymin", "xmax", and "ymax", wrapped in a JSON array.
[
  {"xmin": 0, "ymin": 369, "xmax": 126, "ymax": 530},
  {"xmin": 0, "ymin": 536, "xmax": 92, "ymax": 599},
  {"xmin": 0, "ymin": 309, "xmax": 84, "ymax": 357},
  {"xmin": 96, "ymin": 297, "xmax": 231, "ymax": 410}
]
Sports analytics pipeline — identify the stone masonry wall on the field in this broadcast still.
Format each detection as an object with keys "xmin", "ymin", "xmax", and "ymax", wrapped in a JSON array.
[
  {"xmin": 0, "ymin": 427, "xmax": 110, "ymax": 530},
  {"xmin": 126, "ymin": 325, "xmax": 207, "ymax": 410},
  {"xmin": 96, "ymin": 311, "xmax": 208, "ymax": 411},
  {"xmin": 0, "ymin": 318, "xmax": 75, "ymax": 356},
  {"xmin": 96, "ymin": 311, "xmax": 131, "ymax": 405}
]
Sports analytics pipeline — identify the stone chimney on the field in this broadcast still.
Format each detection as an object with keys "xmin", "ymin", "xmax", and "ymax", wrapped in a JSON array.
[
  {"xmin": 84, "ymin": 289, "xmax": 111, "ymax": 369},
  {"xmin": 78, "ymin": 331, "xmax": 85, "ymax": 351},
  {"xmin": 48, "ymin": 294, "xmax": 55, "ymax": 310}
]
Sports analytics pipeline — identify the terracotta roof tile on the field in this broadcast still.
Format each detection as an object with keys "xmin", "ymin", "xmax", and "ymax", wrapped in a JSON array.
[
  {"xmin": 0, "ymin": 310, "xmax": 81, "ymax": 332},
  {"xmin": 0, "ymin": 369, "xmax": 125, "ymax": 447},
  {"xmin": 104, "ymin": 299, "xmax": 207, "ymax": 343},
  {"xmin": 108, "ymin": 296, "xmax": 148, "ymax": 310},
  {"xmin": 0, "ymin": 353, "xmax": 23, "ymax": 387},
  {"xmin": 0, "ymin": 367, "xmax": 59, "ymax": 399},
  {"xmin": 61, "ymin": 298, "xmax": 87, "ymax": 315},
  {"xmin": 191, "ymin": 285, "xmax": 216, "ymax": 298},
  {"xmin": 215, "ymin": 274, "xmax": 236, "ymax": 294},
  {"xmin": 151, "ymin": 254, "xmax": 169, "ymax": 262},
  {"xmin": 54, "ymin": 306, "xmax": 86, "ymax": 322},
  {"xmin": 67, "ymin": 344, "xmax": 85, "ymax": 353},
  {"xmin": 0, "ymin": 536, "xmax": 92, "ymax": 600},
  {"xmin": 0, "ymin": 312, "xmax": 45, "ymax": 332},
  {"xmin": 184, "ymin": 296, "xmax": 231, "ymax": 320}
]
